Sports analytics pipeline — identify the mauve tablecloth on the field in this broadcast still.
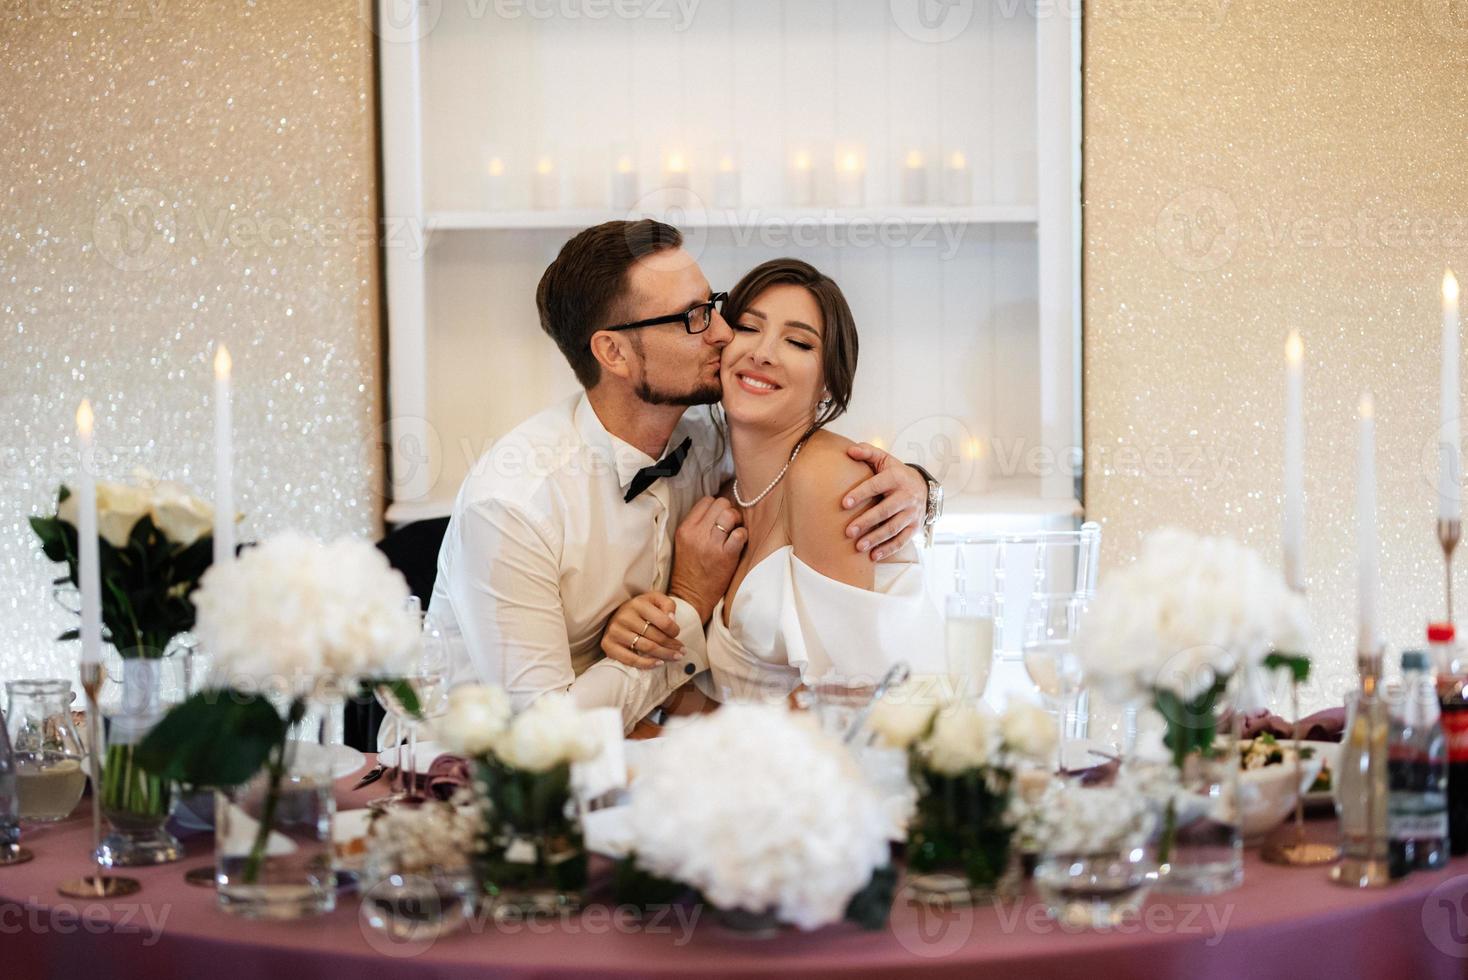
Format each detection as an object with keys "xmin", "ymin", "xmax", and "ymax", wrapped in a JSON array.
[{"xmin": 4, "ymin": 755, "xmax": 1468, "ymax": 980}]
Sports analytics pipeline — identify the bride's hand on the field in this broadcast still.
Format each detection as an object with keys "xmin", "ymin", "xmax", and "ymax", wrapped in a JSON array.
[
  {"xmin": 601, "ymin": 591, "xmax": 684, "ymax": 670},
  {"xmin": 842, "ymin": 443, "xmax": 929, "ymax": 560}
]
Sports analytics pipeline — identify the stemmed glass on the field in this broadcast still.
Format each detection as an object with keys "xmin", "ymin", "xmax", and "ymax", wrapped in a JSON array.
[
  {"xmin": 1022, "ymin": 594, "xmax": 1089, "ymax": 773},
  {"xmin": 373, "ymin": 602, "xmax": 450, "ymax": 807},
  {"xmin": 944, "ymin": 592, "xmax": 996, "ymax": 705}
]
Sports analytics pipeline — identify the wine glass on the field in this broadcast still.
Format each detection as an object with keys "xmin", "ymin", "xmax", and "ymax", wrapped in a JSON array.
[
  {"xmin": 945, "ymin": 592, "xmax": 996, "ymax": 704},
  {"xmin": 1021, "ymin": 594, "xmax": 1089, "ymax": 772},
  {"xmin": 373, "ymin": 614, "xmax": 450, "ymax": 806}
]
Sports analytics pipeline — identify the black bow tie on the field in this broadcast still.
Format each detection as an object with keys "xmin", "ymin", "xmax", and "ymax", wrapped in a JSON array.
[{"xmin": 624, "ymin": 436, "xmax": 693, "ymax": 503}]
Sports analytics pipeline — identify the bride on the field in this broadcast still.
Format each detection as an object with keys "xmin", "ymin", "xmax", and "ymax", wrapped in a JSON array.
[{"xmin": 700, "ymin": 258, "xmax": 944, "ymax": 703}]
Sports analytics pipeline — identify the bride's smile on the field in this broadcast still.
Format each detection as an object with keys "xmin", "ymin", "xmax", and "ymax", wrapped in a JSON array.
[{"xmin": 720, "ymin": 282, "xmax": 827, "ymax": 434}]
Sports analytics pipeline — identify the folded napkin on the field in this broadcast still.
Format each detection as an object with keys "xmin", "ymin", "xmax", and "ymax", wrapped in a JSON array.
[
  {"xmin": 1236, "ymin": 707, "xmax": 1345, "ymax": 743},
  {"xmin": 426, "ymin": 753, "xmax": 471, "ymax": 801}
]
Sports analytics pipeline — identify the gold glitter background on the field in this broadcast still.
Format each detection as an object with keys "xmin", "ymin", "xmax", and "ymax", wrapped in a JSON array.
[
  {"xmin": 1084, "ymin": 0, "xmax": 1468, "ymax": 707},
  {"xmin": 0, "ymin": 0, "xmax": 383, "ymax": 681}
]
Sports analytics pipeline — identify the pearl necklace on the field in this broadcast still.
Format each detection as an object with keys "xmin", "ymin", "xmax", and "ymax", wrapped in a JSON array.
[{"xmin": 733, "ymin": 440, "xmax": 805, "ymax": 508}]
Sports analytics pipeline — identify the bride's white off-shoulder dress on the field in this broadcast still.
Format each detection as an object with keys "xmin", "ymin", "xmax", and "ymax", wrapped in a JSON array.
[{"xmin": 705, "ymin": 543, "xmax": 945, "ymax": 703}]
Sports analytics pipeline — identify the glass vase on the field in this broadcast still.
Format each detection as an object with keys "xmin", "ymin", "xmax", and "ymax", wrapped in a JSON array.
[
  {"xmin": 360, "ymin": 856, "xmax": 476, "ymax": 944},
  {"xmin": 5, "ymin": 679, "xmax": 87, "ymax": 824},
  {"xmin": 904, "ymin": 767, "xmax": 1018, "ymax": 906},
  {"xmin": 473, "ymin": 758, "xmax": 586, "ymax": 919},
  {"xmin": 215, "ymin": 702, "xmax": 337, "ymax": 919},
  {"xmin": 1035, "ymin": 850, "xmax": 1154, "ymax": 927},
  {"xmin": 1152, "ymin": 671, "xmax": 1243, "ymax": 894},
  {"xmin": 97, "ymin": 658, "xmax": 180, "ymax": 866}
]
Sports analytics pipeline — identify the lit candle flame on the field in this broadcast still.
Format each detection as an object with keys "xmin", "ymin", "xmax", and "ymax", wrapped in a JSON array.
[
  {"xmin": 665, "ymin": 151, "xmax": 687, "ymax": 174},
  {"xmin": 718, "ymin": 155, "xmax": 735, "ymax": 173},
  {"xmin": 616, "ymin": 156, "xmax": 633, "ymax": 174},
  {"xmin": 536, "ymin": 157, "xmax": 554, "ymax": 176},
  {"xmin": 1285, "ymin": 330, "xmax": 1302, "ymax": 365},
  {"xmin": 76, "ymin": 398, "xmax": 93, "ymax": 438},
  {"xmin": 793, "ymin": 150, "xmax": 812, "ymax": 171},
  {"xmin": 487, "ymin": 157, "xmax": 505, "ymax": 177},
  {"xmin": 905, "ymin": 150, "xmax": 924, "ymax": 169},
  {"xmin": 214, "ymin": 343, "xmax": 232, "ymax": 380},
  {"xmin": 965, "ymin": 437, "xmax": 985, "ymax": 460},
  {"xmin": 840, "ymin": 151, "xmax": 862, "ymax": 173},
  {"xmin": 1359, "ymin": 392, "xmax": 1374, "ymax": 419},
  {"xmin": 1446, "ymin": 269, "xmax": 1460, "ymax": 305},
  {"xmin": 949, "ymin": 150, "xmax": 967, "ymax": 170}
]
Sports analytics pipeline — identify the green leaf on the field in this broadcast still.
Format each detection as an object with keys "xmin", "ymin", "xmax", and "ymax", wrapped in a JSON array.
[
  {"xmin": 1263, "ymin": 652, "xmax": 1311, "ymax": 684},
  {"xmin": 56, "ymin": 628, "xmax": 80, "ymax": 642},
  {"xmin": 365, "ymin": 677, "xmax": 421, "ymax": 718},
  {"xmin": 135, "ymin": 690, "xmax": 286, "ymax": 788},
  {"xmin": 844, "ymin": 863, "xmax": 896, "ymax": 930},
  {"xmin": 613, "ymin": 857, "xmax": 691, "ymax": 909}
]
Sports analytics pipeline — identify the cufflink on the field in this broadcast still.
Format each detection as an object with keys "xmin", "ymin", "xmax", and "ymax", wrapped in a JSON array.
[{"xmin": 684, "ymin": 663, "xmax": 696, "ymax": 676}]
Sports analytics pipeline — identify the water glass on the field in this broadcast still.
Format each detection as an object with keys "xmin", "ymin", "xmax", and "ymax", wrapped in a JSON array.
[{"xmin": 944, "ymin": 592, "xmax": 996, "ymax": 703}]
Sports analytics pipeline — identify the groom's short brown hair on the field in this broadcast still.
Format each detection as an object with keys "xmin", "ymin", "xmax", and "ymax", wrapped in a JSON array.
[{"xmin": 535, "ymin": 219, "xmax": 683, "ymax": 388}]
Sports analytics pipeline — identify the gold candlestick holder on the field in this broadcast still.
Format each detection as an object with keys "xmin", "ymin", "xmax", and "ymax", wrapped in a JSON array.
[
  {"xmin": 1260, "ymin": 670, "xmax": 1340, "ymax": 867},
  {"xmin": 1440, "ymin": 518, "xmax": 1461, "ymax": 624},
  {"xmin": 57, "ymin": 662, "xmax": 140, "ymax": 899}
]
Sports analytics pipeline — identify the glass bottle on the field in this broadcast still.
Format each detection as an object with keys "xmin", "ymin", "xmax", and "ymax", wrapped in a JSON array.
[
  {"xmin": 1388, "ymin": 649, "xmax": 1449, "ymax": 877},
  {"xmin": 5, "ymin": 679, "xmax": 87, "ymax": 823},
  {"xmin": 0, "ymin": 701, "xmax": 23, "ymax": 862},
  {"xmin": 1333, "ymin": 651, "xmax": 1391, "ymax": 887}
]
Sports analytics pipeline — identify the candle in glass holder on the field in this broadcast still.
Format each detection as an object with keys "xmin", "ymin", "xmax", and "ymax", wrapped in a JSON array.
[
  {"xmin": 943, "ymin": 150, "xmax": 972, "ymax": 206},
  {"xmin": 75, "ymin": 400, "xmax": 101, "ymax": 667},
  {"xmin": 662, "ymin": 150, "xmax": 690, "ymax": 191},
  {"xmin": 835, "ymin": 150, "xmax": 865, "ymax": 208},
  {"xmin": 713, "ymin": 153, "xmax": 740, "ymax": 210},
  {"xmin": 900, "ymin": 150, "xmax": 928, "ymax": 206},
  {"xmin": 788, "ymin": 149, "xmax": 815, "ymax": 207},
  {"xmin": 531, "ymin": 157, "xmax": 560, "ymax": 210},
  {"xmin": 609, "ymin": 155, "xmax": 638, "ymax": 211},
  {"xmin": 484, "ymin": 156, "xmax": 508, "ymax": 210}
]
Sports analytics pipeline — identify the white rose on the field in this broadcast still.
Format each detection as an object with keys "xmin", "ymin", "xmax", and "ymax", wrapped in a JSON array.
[
  {"xmin": 495, "ymin": 694, "xmax": 599, "ymax": 773},
  {"xmin": 921, "ymin": 702, "xmax": 995, "ymax": 776},
  {"xmin": 149, "ymin": 480, "xmax": 215, "ymax": 547},
  {"xmin": 57, "ymin": 479, "xmax": 150, "ymax": 548},
  {"xmin": 999, "ymin": 700, "xmax": 1056, "ymax": 762},
  {"xmin": 435, "ymin": 684, "xmax": 511, "ymax": 756},
  {"xmin": 867, "ymin": 699, "xmax": 936, "ymax": 750}
]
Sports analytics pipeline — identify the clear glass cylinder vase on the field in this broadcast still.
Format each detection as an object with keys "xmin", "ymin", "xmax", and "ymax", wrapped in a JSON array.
[
  {"xmin": 214, "ymin": 700, "xmax": 338, "ymax": 919},
  {"xmin": 904, "ymin": 767, "xmax": 1019, "ymax": 906},
  {"xmin": 97, "ymin": 658, "xmax": 180, "ymax": 866},
  {"xmin": 1152, "ymin": 670, "xmax": 1243, "ymax": 894},
  {"xmin": 473, "ymin": 758, "xmax": 586, "ymax": 920}
]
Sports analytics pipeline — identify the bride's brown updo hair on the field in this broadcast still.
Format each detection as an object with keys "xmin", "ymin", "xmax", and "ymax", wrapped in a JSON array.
[{"xmin": 724, "ymin": 258, "xmax": 858, "ymax": 431}]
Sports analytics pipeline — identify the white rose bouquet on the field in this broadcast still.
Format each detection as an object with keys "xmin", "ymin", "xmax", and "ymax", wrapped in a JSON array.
[
  {"xmin": 621, "ymin": 705, "xmax": 895, "ymax": 932},
  {"xmin": 869, "ymin": 689, "xmax": 1056, "ymax": 896},
  {"xmin": 136, "ymin": 532, "xmax": 421, "ymax": 885},
  {"xmin": 433, "ymin": 685, "xmax": 603, "ymax": 912},
  {"xmin": 31, "ymin": 469, "xmax": 223, "ymax": 659}
]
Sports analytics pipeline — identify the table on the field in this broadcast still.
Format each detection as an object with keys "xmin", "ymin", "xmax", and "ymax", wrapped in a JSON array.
[{"xmin": 5, "ymin": 757, "xmax": 1468, "ymax": 980}]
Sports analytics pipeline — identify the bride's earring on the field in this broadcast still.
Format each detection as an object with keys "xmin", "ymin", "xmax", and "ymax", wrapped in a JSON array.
[{"xmin": 817, "ymin": 391, "xmax": 832, "ymax": 416}]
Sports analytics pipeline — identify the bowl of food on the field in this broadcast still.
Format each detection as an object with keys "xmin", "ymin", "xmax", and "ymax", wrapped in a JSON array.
[{"xmin": 1238, "ymin": 735, "xmax": 1327, "ymax": 843}]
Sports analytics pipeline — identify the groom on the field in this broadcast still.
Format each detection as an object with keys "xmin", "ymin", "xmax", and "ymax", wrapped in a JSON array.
[{"xmin": 427, "ymin": 219, "xmax": 935, "ymax": 732}]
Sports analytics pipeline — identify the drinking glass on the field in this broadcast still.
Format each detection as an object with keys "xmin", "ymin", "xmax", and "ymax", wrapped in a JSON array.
[
  {"xmin": 945, "ymin": 592, "xmax": 996, "ymax": 704},
  {"xmin": 1021, "ymin": 595, "xmax": 1089, "ymax": 772},
  {"xmin": 374, "ymin": 618, "xmax": 450, "ymax": 806}
]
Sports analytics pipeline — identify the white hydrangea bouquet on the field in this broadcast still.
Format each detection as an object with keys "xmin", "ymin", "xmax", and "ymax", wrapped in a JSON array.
[
  {"xmin": 618, "ymin": 705, "xmax": 896, "ymax": 932},
  {"xmin": 434, "ymin": 684, "xmax": 604, "ymax": 914},
  {"xmin": 1073, "ymin": 527, "xmax": 1308, "ymax": 866},
  {"xmin": 136, "ymin": 532, "xmax": 421, "ymax": 885},
  {"xmin": 868, "ymin": 691, "xmax": 1056, "ymax": 899}
]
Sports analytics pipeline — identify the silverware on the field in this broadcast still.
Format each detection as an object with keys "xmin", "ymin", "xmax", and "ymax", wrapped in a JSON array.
[
  {"xmin": 843, "ymin": 661, "xmax": 912, "ymax": 745},
  {"xmin": 352, "ymin": 765, "xmax": 385, "ymax": 791}
]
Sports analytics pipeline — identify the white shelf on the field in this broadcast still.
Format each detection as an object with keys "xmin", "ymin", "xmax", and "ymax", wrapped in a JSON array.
[{"xmin": 427, "ymin": 204, "xmax": 1039, "ymax": 233}]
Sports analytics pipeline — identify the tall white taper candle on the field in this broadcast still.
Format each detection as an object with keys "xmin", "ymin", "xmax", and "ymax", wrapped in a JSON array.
[
  {"xmin": 1283, "ymin": 331, "xmax": 1305, "ymax": 591},
  {"xmin": 213, "ymin": 344, "xmax": 235, "ymax": 567},
  {"xmin": 76, "ymin": 399, "xmax": 101, "ymax": 667},
  {"xmin": 1358, "ymin": 392, "xmax": 1380, "ymax": 652}
]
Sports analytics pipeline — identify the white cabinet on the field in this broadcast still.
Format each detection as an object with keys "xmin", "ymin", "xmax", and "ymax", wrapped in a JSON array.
[{"xmin": 376, "ymin": 0, "xmax": 1081, "ymax": 529}]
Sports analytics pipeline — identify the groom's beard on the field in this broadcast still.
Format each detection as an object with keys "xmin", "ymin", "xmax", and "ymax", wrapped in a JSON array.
[{"xmin": 635, "ymin": 375, "xmax": 722, "ymax": 407}]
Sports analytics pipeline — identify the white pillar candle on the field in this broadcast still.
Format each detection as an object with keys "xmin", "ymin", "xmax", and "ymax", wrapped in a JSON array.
[
  {"xmin": 835, "ymin": 151, "xmax": 865, "ymax": 208},
  {"xmin": 484, "ymin": 156, "xmax": 508, "ymax": 210},
  {"xmin": 943, "ymin": 150, "xmax": 972, "ymax": 206},
  {"xmin": 900, "ymin": 150, "xmax": 928, "ymax": 206},
  {"xmin": 213, "ymin": 344, "xmax": 235, "ymax": 568},
  {"xmin": 788, "ymin": 150, "xmax": 815, "ymax": 207},
  {"xmin": 608, "ymin": 156, "xmax": 638, "ymax": 211},
  {"xmin": 1283, "ymin": 331, "xmax": 1305, "ymax": 591},
  {"xmin": 1357, "ymin": 392, "xmax": 1380, "ymax": 652},
  {"xmin": 662, "ymin": 150, "xmax": 690, "ymax": 191},
  {"xmin": 76, "ymin": 399, "xmax": 101, "ymax": 667},
  {"xmin": 1442, "ymin": 269, "xmax": 1461, "ymax": 521},
  {"xmin": 531, "ymin": 157, "xmax": 560, "ymax": 210},
  {"xmin": 713, "ymin": 154, "xmax": 741, "ymax": 210}
]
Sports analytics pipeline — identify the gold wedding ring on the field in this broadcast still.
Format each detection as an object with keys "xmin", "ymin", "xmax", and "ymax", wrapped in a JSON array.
[
  {"xmin": 631, "ymin": 635, "xmax": 641, "ymax": 653},
  {"xmin": 715, "ymin": 523, "xmax": 729, "ymax": 534},
  {"xmin": 639, "ymin": 620, "xmax": 653, "ymax": 637}
]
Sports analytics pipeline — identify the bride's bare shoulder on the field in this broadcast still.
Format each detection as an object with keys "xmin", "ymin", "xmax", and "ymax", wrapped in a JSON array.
[{"xmin": 788, "ymin": 430, "xmax": 868, "ymax": 500}]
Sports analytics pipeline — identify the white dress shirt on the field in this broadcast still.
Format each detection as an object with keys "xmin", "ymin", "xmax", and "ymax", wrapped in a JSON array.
[{"xmin": 426, "ymin": 392, "xmax": 730, "ymax": 732}]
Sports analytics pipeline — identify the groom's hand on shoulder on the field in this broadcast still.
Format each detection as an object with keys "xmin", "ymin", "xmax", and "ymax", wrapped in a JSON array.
[
  {"xmin": 842, "ymin": 443, "xmax": 928, "ymax": 561},
  {"xmin": 669, "ymin": 495, "xmax": 746, "ymax": 624}
]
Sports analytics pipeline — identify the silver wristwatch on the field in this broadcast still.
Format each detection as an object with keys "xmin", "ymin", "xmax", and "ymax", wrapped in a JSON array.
[{"xmin": 911, "ymin": 464, "xmax": 944, "ymax": 547}]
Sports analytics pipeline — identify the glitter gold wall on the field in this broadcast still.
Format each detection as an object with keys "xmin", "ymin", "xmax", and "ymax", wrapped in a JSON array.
[
  {"xmin": 0, "ymin": 1, "xmax": 383, "ymax": 681},
  {"xmin": 1084, "ymin": 0, "xmax": 1468, "ymax": 704}
]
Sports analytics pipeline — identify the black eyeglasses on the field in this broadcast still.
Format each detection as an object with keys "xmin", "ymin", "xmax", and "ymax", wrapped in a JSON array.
[{"xmin": 600, "ymin": 292, "xmax": 728, "ymax": 339}]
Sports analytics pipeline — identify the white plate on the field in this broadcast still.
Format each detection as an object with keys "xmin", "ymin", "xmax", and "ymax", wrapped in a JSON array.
[
  {"xmin": 378, "ymin": 741, "xmax": 444, "ymax": 775},
  {"xmin": 287, "ymin": 741, "xmax": 366, "ymax": 781}
]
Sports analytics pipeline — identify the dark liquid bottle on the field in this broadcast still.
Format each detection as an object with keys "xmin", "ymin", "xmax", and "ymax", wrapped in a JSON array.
[{"xmin": 1431, "ymin": 623, "xmax": 1468, "ymax": 858}]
